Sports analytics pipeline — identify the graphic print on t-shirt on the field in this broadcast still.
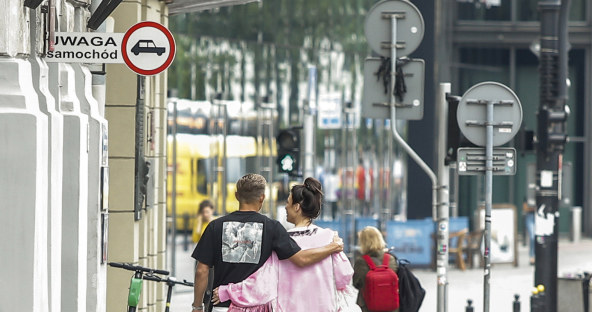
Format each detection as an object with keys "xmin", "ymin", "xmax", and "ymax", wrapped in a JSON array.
[{"xmin": 222, "ymin": 221, "xmax": 263, "ymax": 264}]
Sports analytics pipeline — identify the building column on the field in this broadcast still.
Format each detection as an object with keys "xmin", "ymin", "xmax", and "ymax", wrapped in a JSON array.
[
  {"xmin": 48, "ymin": 62, "xmax": 90, "ymax": 312},
  {"xmin": 106, "ymin": 1, "xmax": 169, "ymax": 311},
  {"xmin": 29, "ymin": 6, "xmax": 64, "ymax": 312},
  {"xmin": 105, "ymin": 3, "xmax": 143, "ymax": 310},
  {"xmin": 73, "ymin": 63, "xmax": 109, "ymax": 312},
  {"xmin": 0, "ymin": 58, "xmax": 50, "ymax": 312},
  {"xmin": 0, "ymin": 1, "xmax": 50, "ymax": 310}
]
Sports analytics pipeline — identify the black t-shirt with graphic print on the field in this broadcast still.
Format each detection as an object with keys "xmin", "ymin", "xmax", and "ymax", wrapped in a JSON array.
[{"xmin": 191, "ymin": 210, "xmax": 301, "ymax": 307}]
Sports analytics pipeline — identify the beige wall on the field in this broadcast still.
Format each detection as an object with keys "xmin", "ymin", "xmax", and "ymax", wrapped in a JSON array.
[{"xmin": 106, "ymin": 1, "xmax": 169, "ymax": 311}]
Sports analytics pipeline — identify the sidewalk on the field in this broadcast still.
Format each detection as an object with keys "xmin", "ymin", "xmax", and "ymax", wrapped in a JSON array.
[
  {"xmin": 167, "ymin": 235, "xmax": 592, "ymax": 312},
  {"xmin": 414, "ymin": 237, "xmax": 592, "ymax": 312}
]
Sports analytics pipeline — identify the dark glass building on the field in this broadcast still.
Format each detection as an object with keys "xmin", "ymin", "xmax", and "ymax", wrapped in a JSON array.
[{"xmin": 406, "ymin": 0, "xmax": 591, "ymax": 236}]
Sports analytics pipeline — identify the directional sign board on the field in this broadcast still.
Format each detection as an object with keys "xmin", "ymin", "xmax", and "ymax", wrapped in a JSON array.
[
  {"xmin": 457, "ymin": 82, "xmax": 522, "ymax": 147},
  {"xmin": 457, "ymin": 147, "xmax": 517, "ymax": 176},
  {"xmin": 362, "ymin": 57, "xmax": 424, "ymax": 120},
  {"xmin": 122, "ymin": 21, "xmax": 176, "ymax": 76},
  {"xmin": 364, "ymin": 0, "xmax": 425, "ymax": 58}
]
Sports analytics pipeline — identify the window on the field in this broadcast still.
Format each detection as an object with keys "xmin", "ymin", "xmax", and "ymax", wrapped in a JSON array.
[
  {"xmin": 226, "ymin": 157, "xmax": 245, "ymax": 183},
  {"xmin": 457, "ymin": 0, "xmax": 511, "ymax": 21},
  {"xmin": 245, "ymin": 156, "xmax": 258, "ymax": 174},
  {"xmin": 196, "ymin": 158, "xmax": 211, "ymax": 194},
  {"xmin": 457, "ymin": 48, "xmax": 510, "ymax": 92},
  {"xmin": 457, "ymin": 0, "xmax": 586, "ymax": 22},
  {"xmin": 518, "ymin": 0, "xmax": 586, "ymax": 21}
]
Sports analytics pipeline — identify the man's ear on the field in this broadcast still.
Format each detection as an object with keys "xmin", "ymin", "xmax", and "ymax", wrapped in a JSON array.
[
  {"xmin": 259, "ymin": 193, "xmax": 266, "ymax": 203},
  {"xmin": 235, "ymin": 192, "xmax": 239, "ymax": 201}
]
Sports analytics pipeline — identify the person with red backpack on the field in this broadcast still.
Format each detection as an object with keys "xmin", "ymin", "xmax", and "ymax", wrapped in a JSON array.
[{"xmin": 353, "ymin": 226, "xmax": 399, "ymax": 312}]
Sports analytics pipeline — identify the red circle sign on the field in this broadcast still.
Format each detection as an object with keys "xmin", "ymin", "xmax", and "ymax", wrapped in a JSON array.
[{"xmin": 122, "ymin": 21, "xmax": 176, "ymax": 76}]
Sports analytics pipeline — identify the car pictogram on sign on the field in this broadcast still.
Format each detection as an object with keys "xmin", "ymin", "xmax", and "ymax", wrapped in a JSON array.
[{"xmin": 131, "ymin": 39, "xmax": 166, "ymax": 56}]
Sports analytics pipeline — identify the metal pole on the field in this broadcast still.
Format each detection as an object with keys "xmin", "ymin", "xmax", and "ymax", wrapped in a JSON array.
[
  {"xmin": 450, "ymin": 164, "xmax": 459, "ymax": 218},
  {"xmin": 267, "ymin": 106, "xmax": 274, "ymax": 218},
  {"xmin": 534, "ymin": 1, "xmax": 569, "ymax": 310},
  {"xmin": 436, "ymin": 83, "xmax": 451, "ymax": 312},
  {"xmin": 259, "ymin": 102, "xmax": 275, "ymax": 217},
  {"xmin": 340, "ymin": 103, "xmax": 347, "ymax": 224},
  {"xmin": 387, "ymin": 15, "xmax": 440, "ymax": 311},
  {"xmin": 171, "ymin": 99, "xmax": 177, "ymax": 277},
  {"xmin": 256, "ymin": 102, "xmax": 263, "ymax": 174},
  {"xmin": 222, "ymin": 104, "xmax": 228, "ymax": 215},
  {"xmin": 378, "ymin": 121, "xmax": 387, "ymax": 229},
  {"xmin": 483, "ymin": 100, "xmax": 494, "ymax": 312},
  {"xmin": 351, "ymin": 109, "xmax": 358, "ymax": 250},
  {"xmin": 386, "ymin": 120, "xmax": 394, "ymax": 219},
  {"xmin": 304, "ymin": 66, "xmax": 316, "ymax": 179}
]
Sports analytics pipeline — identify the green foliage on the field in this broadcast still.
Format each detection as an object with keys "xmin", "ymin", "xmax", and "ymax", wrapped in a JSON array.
[{"xmin": 168, "ymin": 0, "xmax": 377, "ymax": 106}]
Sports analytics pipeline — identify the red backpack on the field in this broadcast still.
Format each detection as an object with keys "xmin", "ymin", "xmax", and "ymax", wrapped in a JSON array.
[{"xmin": 362, "ymin": 253, "xmax": 400, "ymax": 312}]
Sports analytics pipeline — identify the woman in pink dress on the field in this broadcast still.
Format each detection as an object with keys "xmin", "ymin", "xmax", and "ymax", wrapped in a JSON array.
[{"xmin": 212, "ymin": 177, "xmax": 354, "ymax": 312}]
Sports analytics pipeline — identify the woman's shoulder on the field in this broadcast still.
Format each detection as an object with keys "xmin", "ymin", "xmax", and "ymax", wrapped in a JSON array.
[{"xmin": 314, "ymin": 225, "xmax": 339, "ymax": 240}]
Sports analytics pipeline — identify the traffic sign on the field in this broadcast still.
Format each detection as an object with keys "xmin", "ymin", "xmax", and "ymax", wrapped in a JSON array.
[
  {"xmin": 122, "ymin": 21, "xmax": 176, "ymax": 76},
  {"xmin": 364, "ymin": 0, "xmax": 424, "ymax": 58},
  {"xmin": 317, "ymin": 94, "xmax": 342, "ymax": 129},
  {"xmin": 45, "ymin": 32, "xmax": 125, "ymax": 63},
  {"xmin": 362, "ymin": 57, "xmax": 424, "ymax": 120},
  {"xmin": 457, "ymin": 82, "xmax": 522, "ymax": 147},
  {"xmin": 457, "ymin": 147, "xmax": 517, "ymax": 176}
]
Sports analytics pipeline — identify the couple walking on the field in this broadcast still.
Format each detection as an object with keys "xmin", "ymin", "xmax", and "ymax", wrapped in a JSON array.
[{"xmin": 191, "ymin": 174, "xmax": 353, "ymax": 312}]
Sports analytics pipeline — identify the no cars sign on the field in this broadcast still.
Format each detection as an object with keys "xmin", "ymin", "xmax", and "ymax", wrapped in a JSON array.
[{"xmin": 122, "ymin": 21, "xmax": 176, "ymax": 76}]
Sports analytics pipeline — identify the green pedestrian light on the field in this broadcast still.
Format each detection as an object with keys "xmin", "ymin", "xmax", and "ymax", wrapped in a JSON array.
[{"xmin": 276, "ymin": 129, "xmax": 300, "ymax": 176}]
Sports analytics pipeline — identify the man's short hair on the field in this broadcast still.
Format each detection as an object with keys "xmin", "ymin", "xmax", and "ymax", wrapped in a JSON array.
[{"xmin": 236, "ymin": 173, "xmax": 267, "ymax": 204}]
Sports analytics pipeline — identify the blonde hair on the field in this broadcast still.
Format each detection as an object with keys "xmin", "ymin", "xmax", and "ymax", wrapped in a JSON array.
[{"xmin": 359, "ymin": 226, "xmax": 386, "ymax": 255}]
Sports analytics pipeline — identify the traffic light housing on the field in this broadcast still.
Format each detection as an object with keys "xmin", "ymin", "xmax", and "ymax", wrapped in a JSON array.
[
  {"xmin": 276, "ymin": 129, "xmax": 300, "ymax": 176},
  {"xmin": 537, "ymin": 106, "xmax": 568, "ymax": 154},
  {"xmin": 445, "ymin": 94, "xmax": 477, "ymax": 164}
]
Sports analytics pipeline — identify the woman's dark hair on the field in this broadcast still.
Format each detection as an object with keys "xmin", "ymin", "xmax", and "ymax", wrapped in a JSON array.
[
  {"xmin": 198, "ymin": 199, "xmax": 214, "ymax": 214},
  {"xmin": 291, "ymin": 177, "xmax": 324, "ymax": 220}
]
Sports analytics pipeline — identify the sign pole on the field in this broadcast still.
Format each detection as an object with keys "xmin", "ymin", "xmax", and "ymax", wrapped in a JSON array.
[
  {"xmin": 483, "ymin": 100, "xmax": 493, "ymax": 312},
  {"xmin": 303, "ymin": 66, "xmax": 316, "ymax": 179},
  {"xmin": 457, "ymin": 83, "xmax": 522, "ymax": 311},
  {"xmin": 386, "ymin": 13, "xmax": 443, "ymax": 312},
  {"xmin": 436, "ymin": 83, "xmax": 451, "ymax": 312}
]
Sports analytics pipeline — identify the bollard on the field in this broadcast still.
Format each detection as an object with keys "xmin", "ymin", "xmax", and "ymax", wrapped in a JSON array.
[
  {"xmin": 571, "ymin": 206, "xmax": 582, "ymax": 242},
  {"xmin": 583, "ymin": 273, "xmax": 591, "ymax": 312},
  {"xmin": 531, "ymin": 285, "xmax": 546, "ymax": 312},
  {"xmin": 531, "ymin": 287, "xmax": 540, "ymax": 312},
  {"xmin": 513, "ymin": 294, "xmax": 520, "ymax": 312},
  {"xmin": 465, "ymin": 299, "xmax": 474, "ymax": 312},
  {"xmin": 183, "ymin": 213, "xmax": 189, "ymax": 251}
]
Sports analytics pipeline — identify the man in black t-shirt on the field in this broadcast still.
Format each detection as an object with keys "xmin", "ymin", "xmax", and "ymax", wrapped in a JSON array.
[{"xmin": 191, "ymin": 174, "xmax": 343, "ymax": 312}]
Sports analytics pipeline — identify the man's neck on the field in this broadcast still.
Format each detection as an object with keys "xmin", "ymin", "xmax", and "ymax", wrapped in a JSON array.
[{"xmin": 238, "ymin": 202, "xmax": 261, "ymax": 212}]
